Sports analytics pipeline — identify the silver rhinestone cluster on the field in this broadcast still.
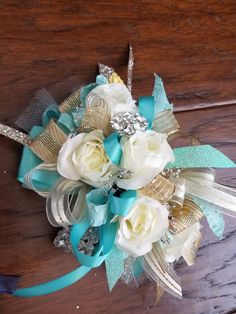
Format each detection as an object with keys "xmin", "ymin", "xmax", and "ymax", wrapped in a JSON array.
[
  {"xmin": 0, "ymin": 123, "xmax": 32, "ymax": 146},
  {"xmin": 111, "ymin": 112, "xmax": 148, "ymax": 136},
  {"xmin": 117, "ymin": 167, "xmax": 134, "ymax": 179},
  {"xmin": 54, "ymin": 227, "xmax": 99, "ymax": 255}
]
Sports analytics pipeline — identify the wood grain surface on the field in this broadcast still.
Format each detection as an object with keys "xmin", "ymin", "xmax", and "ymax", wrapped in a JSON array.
[{"xmin": 0, "ymin": 1, "xmax": 235, "ymax": 313}]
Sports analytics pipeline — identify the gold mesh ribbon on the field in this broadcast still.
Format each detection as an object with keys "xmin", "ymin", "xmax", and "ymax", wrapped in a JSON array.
[
  {"xmin": 59, "ymin": 89, "xmax": 81, "ymax": 113},
  {"xmin": 79, "ymin": 107, "xmax": 112, "ymax": 137},
  {"xmin": 169, "ymin": 198, "xmax": 203, "ymax": 235},
  {"xmin": 139, "ymin": 175, "xmax": 175, "ymax": 203},
  {"xmin": 29, "ymin": 119, "xmax": 67, "ymax": 162}
]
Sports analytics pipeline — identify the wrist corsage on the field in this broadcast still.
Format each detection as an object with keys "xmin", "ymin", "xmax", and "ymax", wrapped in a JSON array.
[{"xmin": 0, "ymin": 46, "xmax": 235, "ymax": 300}]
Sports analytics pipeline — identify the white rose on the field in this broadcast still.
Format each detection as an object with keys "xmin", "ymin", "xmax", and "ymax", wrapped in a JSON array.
[
  {"xmin": 57, "ymin": 131, "xmax": 112, "ymax": 187},
  {"xmin": 116, "ymin": 197, "xmax": 169, "ymax": 257},
  {"xmin": 86, "ymin": 83, "xmax": 136, "ymax": 117},
  {"xmin": 163, "ymin": 222, "xmax": 201, "ymax": 265},
  {"xmin": 117, "ymin": 130, "xmax": 175, "ymax": 190}
]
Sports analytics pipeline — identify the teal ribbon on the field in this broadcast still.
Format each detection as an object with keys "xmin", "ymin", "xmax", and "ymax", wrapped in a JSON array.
[
  {"xmin": 80, "ymin": 83, "xmax": 98, "ymax": 106},
  {"xmin": 42, "ymin": 104, "xmax": 75, "ymax": 134},
  {"xmin": 105, "ymin": 246, "xmax": 127, "ymax": 291},
  {"xmin": 86, "ymin": 189, "xmax": 108, "ymax": 227},
  {"xmin": 109, "ymin": 190, "xmax": 136, "ymax": 216},
  {"xmin": 96, "ymin": 74, "xmax": 108, "ymax": 85},
  {"xmin": 13, "ymin": 216, "xmax": 117, "ymax": 297},
  {"xmin": 12, "ymin": 188, "xmax": 136, "ymax": 297},
  {"xmin": 17, "ymin": 126, "xmax": 61, "ymax": 191},
  {"xmin": 103, "ymin": 132, "xmax": 122, "ymax": 165},
  {"xmin": 167, "ymin": 145, "xmax": 236, "ymax": 169},
  {"xmin": 192, "ymin": 198, "xmax": 225, "ymax": 239},
  {"xmin": 138, "ymin": 96, "xmax": 155, "ymax": 128},
  {"xmin": 152, "ymin": 74, "xmax": 173, "ymax": 113}
]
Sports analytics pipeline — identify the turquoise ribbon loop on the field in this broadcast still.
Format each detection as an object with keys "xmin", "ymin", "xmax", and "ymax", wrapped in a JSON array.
[
  {"xmin": 42, "ymin": 104, "xmax": 75, "ymax": 134},
  {"xmin": 86, "ymin": 189, "xmax": 108, "ymax": 227},
  {"xmin": 109, "ymin": 190, "xmax": 136, "ymax": 216},
  {"xmin": 138, "ymin": 96, "xmax": 155, "ymax": 129},
  {"xmin": 17, "ymin": 126, "xmax": 61, "ymax": 191},
  {"xmin": 103, "ymin": 132, "xmax": 122, "ymax": 165},
  {"xmin": 80, "ymin": 83, "xmax": 98, "ymax": 106}
]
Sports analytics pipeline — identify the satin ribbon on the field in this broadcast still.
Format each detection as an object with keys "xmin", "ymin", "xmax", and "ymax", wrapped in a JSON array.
[
  {"xmin": 46, "ymin": 179, "xmax": 90, "ymax": 226},
  {"xmin": 17, "ymin": 126, "xmax": 61, "ymax": 195},
  {"xmin": 86, "ymin": 189, "xmax": 108, "ymax": 227},
  {"xmin": 42, "ymin": 104, "xmax": 76, "ymax": 134},
  {"xmin": 138, "ymin": 96, "xmax": 155, "ymax": 129},
  {"xmin": 179, "ymin": 168, "xmax": 236, "ymax": 217},
  {"xmin": 9, "ymin": 188, "xmax": 137, "ymax": 297},
  {"xmin": 12, "ymin": 216, "xmax": 117, "ymax": 297},
  {"xmin": 109, "ymin": 190, "xmax": 137, "ymax": 216},
  {"xmin": 103, "ymin": 132, "xmax": 122, "ymax": 165}
]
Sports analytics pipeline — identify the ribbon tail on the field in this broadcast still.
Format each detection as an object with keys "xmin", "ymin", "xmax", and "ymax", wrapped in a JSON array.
[
  {"xmin": 105, "ymin": 246, "xmax": 127, "ymax": 291},
  {"xmin": 140, "ymin": 243, "xmax": 182, "ymax": 299},
  {"xmin": 13, "ymin": 266, "xmax": 91, "ymax": 297}
]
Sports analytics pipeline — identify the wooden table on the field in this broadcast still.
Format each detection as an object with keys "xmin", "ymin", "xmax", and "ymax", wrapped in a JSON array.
[{"xmin": 0, "ymin": 1, "xmax": 235, "ymax": 313}]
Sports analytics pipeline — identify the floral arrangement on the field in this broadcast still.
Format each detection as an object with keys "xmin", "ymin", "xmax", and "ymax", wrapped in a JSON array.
[{"xmin": 0, "ymin": 46, "xmax": 235, "ymax": 300}]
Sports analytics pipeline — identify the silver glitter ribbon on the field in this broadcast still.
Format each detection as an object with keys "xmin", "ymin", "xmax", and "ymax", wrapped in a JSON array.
[
  {"xmin": 127, "ymin": 43, "xmax": 134, "ymax": 93},
  {"xmin": 0, "ymin": 123, "xmax": 32, "ymax": 146}
]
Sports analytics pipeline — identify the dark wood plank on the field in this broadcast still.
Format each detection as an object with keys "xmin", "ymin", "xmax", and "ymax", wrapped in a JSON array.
[{"xmin": 0, "ymin": 1, "xmax": 235, "ymax": 314}]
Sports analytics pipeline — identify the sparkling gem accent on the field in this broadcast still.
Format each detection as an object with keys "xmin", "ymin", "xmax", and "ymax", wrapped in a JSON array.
[
  {"xmin": 54, "ymin": 226, "xmax": 99, "ymax": 255},
  {"xmin": 98, "ymin": 63, "xmax": 114, "ymax": 79},
  {"xmin": 111, "ymin": 112, "xmax": 148, "ymax": 136},
  {"xmin": 0, "ymin": 123, "xmax": 32, "ymax": 146}
]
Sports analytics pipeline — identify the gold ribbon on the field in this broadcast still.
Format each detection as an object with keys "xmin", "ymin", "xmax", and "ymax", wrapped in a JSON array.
[
  {"xmin": 169, "ymin": 198, "xmax": 203, "ymax": 235},
  {"xmin": 180, "ymin": 168, "xmax": 236, "ymax": 218},
  {"xmin": 30, "ymin": 119, "xmax": 67, "ymax": 162},
  {"xmin": 78, "ymin": 107, "xmax": 112, "ymax": 137},
  {"xmin": 139, "ymin": 175, "xmax": 175, "ymax": 203},
  {"xmin": 141, "ymin": 243, "xmax": 182, "ymax": 299},
  {"xmin": 46, "ymin": 178, "xmax": 90, "ymax": 227},
  {"xmin": 152, "ymin": 110, "xmax": 180, "ymax": 139},
  {"xmin": 59, "ymin": 89, "xmax": 81, "ymax": 113}
]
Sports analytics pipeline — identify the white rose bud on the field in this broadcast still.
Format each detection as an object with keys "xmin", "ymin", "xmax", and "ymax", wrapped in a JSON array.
[
  {"xmin": 117, "ymin": 130, "xmax": 175, "ymax": 190},
  {"xmin": 116, "ymin": 197, "xmax": 169, "ymax": 257},
  {"xmin": 163, "ymin": 222, "xmax": 201, "ymax": 264},
  {"xmin": 86, "ymin": 83, "xmax": 136, "ymax": 117},
  {"xmin": 57, "ymin": 131, "xmax": 113, "ymax": 187}
]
